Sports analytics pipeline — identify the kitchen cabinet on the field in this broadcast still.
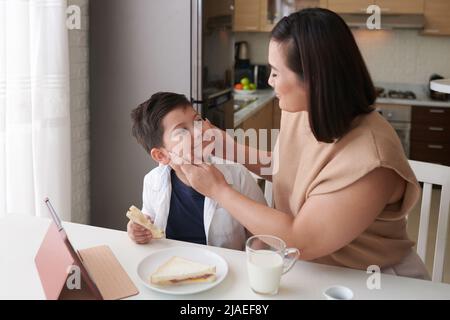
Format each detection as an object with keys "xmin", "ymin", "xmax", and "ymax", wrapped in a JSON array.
[
  {"xmin": 423, "ymin": 0, "xmax": 450, "ymax": 36},
  {"xmin": 236, "ymin": 99, "xmax": 274, "ymax": 151},
  {"xmin": 410, "ymin": 106, "xmax": 450, "ymax": 166},
  {"xmin": 233, "ymin": 0, "xmax": 261, "ymax": 32},
  {"xmin": 234, "ymin": 0, "xmax": 325, "ymax": 32},
  {"xmin": 326, "ymin": 0, "xmax": 372, "ymax": 13},
  {"xmin": 259, "ymin": 0, "xmax": 277, "ymax": 32},
  {"xmin": 260, "ymin": 0, "xmax": 327, "ymax": 31},
  {"xmin": 376, "ymin": 0, "xmax": 424, "ymax": 14},
  {"xmin": 273, "ymin": 98, "xmax": 281, "ymax": 129},
  {"xmin": 205, "ymin": 0, "xmax": 233, "ymax": 19},
  {"xmin": 326, "ymin": 0, "xmax": 424, "ymax": 14}
]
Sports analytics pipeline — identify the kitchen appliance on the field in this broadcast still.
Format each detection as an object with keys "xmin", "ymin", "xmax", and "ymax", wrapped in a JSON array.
[
  {"xmin": 89, "ymin": 0, "xmax": 235, "ymax": 230},
  {"xmin": 253, "ymin": 64, "xmax": 271, "ymax": 89},
  {"xmin": 235, "ymin": 41, "xmax": 250, "ymax": 68},
  {"xmin": 234, "ymin": 41, "xmax": 252, "ymax": 84},
  {"xmin": 376, "ymin": 104, "xmax": 411, "ymax": 157},
  {"xmin": 377, "ymin": 87, "xmax": 417, "ymax": 100},
  {"xmin": 429, "ymin": 74, "xmax": 450, "ymax": 101}
]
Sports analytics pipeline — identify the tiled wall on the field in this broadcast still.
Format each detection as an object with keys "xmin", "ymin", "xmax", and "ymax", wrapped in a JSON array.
[
  {"xmin": 69, "ymin": 0, "xmax": 89, "ymax": 224},
  {"xmin": 235, "ymin": 29, "xmax": 450, "ymax": 85},
  {"xmin": 353, "ymin": 29, "xmax": 450, "ymax": 84}
]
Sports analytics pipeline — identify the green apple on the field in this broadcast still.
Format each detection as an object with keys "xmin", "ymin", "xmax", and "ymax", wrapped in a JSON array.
[
  {"xmin": 240, "ymin": 77, "xmax": 250, "ymax": 86},
  {"xmin": 243, "ymin": 84, "xmax": 250, "ymax": 90},
  {"xmin": 249, "ymin": 83, "xmax": 256, "ymax": 90}
]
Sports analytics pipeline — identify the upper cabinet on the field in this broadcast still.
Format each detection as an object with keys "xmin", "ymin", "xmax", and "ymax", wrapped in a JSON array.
[
  {"xmin": 233, "ymin": 0, "xmax": 262, "ymax": 32},
  {"xmin": 326, "ymin": 0, "xmax": 424, "ymax": 14},
  {"xmin": 234, "ymin": 0, "xmax": 325, "ymax": 32},
  {"xmin": 423, "ymin": 0, "xmax": 450, "ymax": 36},
  {"xmin": 259, "ymin": 0, "xmax": 277, "ymax": 32},
  {"xmin": 233, "ymin": 0, "xmax": 450, "ymax": 35},
  {"xmin": 205, "ymin": 0, "xmax": 234, "ymax": 18},
  {"xmin": 326, "ymin": 0, "xmax": 372, "ymax": 13},
  {"xmin": 375, "ymin": 0, "xmax": 424, "ymax": 14}
]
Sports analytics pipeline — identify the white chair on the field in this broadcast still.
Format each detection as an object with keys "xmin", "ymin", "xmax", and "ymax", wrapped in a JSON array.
[
  {"xmin": 250, "ymin": 172, "xmax": 273, "ymax": 208},
  {"xmin": 408, "ymin": 160, "xmax": 450, "ymax": 282}
]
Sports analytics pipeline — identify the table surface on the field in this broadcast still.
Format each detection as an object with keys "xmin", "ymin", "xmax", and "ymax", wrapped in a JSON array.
[
  {"xmin": 2, "ymin": 215, "xmax": 450, "ymax": 300},
  {"xmin": 431, "ymin": 79, "xmax": 450, "ymax": 94}
]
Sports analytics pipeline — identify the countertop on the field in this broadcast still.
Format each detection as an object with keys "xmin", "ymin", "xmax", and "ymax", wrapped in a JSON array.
[
  {"xmin": 233, "ymin": 84, "xmax": 450, "ymax": 128},
  {"xmin": 375, "ymin": 82, "xmax": 450, "ymax": 108},
  {"xmin": 234, "ymin": 89, "xmax": 276, "ymax": 128},
  {"xmin": 2, "ymin": 214, "xmax": 450, "ymax": 299}
]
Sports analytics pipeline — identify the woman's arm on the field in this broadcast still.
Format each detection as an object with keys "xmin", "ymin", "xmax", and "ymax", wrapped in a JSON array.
[{"xmin": 181, "ymin": 163, "xmax": 405, "ymax": 261}]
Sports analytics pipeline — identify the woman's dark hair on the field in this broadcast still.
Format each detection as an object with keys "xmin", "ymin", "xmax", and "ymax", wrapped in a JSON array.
[
  {"xmin": 131, "ymin": 92, "xmax": 190, "ymax": 153},
  {"xmin": 271, "ymin": 8, "xmax": 376, "ymax": 143}
]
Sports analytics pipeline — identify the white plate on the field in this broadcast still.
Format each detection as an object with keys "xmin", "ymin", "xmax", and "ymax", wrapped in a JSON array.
[
  {"xmin": 137, "ymin": 246, "xmax": 228, "ymax": 295},
  {"xmin": 234, "ymin": 89, "xmax": 257, "ymax": 95}
]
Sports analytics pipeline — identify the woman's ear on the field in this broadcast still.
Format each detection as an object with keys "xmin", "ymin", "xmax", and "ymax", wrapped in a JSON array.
[{"xmin": 150, "ymin": 148, "xmax": 170, "ymax": 165}]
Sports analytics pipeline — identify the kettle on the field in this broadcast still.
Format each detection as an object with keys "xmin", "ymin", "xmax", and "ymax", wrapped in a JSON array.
[
  {"xmin": 235, "ymin": 41, "xmax": 251, "ymax": 69},
  {"xmin": 235, "ymin": 41, "xmax": 249, "ymax": 61}
]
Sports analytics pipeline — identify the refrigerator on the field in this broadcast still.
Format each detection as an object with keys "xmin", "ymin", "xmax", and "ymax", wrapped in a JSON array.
[{"xmin": 89, "ymin": 0, "xmax": 235, "ymax": 230}]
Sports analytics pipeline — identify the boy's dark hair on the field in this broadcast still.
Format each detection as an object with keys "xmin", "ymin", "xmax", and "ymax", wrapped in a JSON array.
[
  {"xmin": 131, "ymin": 92, "xmax": 191, "ymax": 153},
  {"xmin": 271, "ymin": 8, "xmax": 376, "ymax": 143}
]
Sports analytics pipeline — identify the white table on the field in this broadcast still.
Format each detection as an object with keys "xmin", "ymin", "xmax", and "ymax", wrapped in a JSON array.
[
  {"xmin": 431, "ymin": 79, "xmax": 450, "ymax": 94},
  {"xmin": 1, "ymin": 215, "xmax": 450, "ymax": 300}
]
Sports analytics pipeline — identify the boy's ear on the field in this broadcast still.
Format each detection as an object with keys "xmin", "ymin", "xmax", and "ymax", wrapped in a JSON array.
[{"xmin": 150, "ymin": 147, "xmax": 170, "ymax": 165}]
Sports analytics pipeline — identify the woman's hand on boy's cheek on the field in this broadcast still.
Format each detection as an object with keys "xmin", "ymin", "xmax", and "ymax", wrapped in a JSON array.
[{"xmin": 180, "ymin": 163, "xmax": 229, "ymax": 199}]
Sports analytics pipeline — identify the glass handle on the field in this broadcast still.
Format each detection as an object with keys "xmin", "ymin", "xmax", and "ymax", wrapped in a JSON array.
[{"xmin": 282, "ymin": 248, "xmax": 300, "ymax": 275}]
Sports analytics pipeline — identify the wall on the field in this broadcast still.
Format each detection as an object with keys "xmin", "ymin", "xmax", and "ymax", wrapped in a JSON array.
[
  {"xmin": 353, "ymin": 29, "xmax": 450, "ymax": 84},
  {"xmin": 69, "ymin": 0, "xmax": 90, "ymax": 224},
  {"xmin": 234, "ymin": 29, "xmax": 450, "ymax": 85}
]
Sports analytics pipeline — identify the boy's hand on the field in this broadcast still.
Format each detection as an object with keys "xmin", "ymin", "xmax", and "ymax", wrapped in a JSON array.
[{"xmin": 127, "ymin": 217, "xmax": 153, "ymax": 244}]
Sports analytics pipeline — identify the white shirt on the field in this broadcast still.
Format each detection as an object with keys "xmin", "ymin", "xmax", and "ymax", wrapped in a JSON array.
[{"xmin": 141, "ymin": 158, "xmax": 267, "ymax": 250}]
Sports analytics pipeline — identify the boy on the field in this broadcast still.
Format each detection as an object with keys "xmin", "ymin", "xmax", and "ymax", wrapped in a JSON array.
[{"xmin": 128, "ymin": 92, "xmax": 266, "ymax": 250}]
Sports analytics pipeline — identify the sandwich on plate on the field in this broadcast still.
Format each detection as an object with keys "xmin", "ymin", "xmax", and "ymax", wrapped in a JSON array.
[
  {"xmin": 150, "ymin": 256, "xmax": 216, "ymax": 286},
  {"xmin": 126, "ymin": 205, "xmax": 164, "ymax": 239}
]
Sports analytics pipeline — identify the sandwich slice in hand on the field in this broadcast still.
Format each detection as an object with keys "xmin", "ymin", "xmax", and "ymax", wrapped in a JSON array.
[
  {"xmin": 151, "ymin": 256, "xmax": 216, "ymax": 286},
  {"xmin": 126, "ymin": 205, "xmax": 164, "ymax": 239}
]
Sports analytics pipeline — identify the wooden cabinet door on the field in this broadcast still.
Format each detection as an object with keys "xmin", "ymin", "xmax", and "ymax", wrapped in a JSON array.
[
  {"xmin": 238, "ymin": 100, "xmax": 274, "ymax": 151},
  {"xmin": 410, "ymin": 105, "xmax": 450, "ymax": 166},
  {"xmin": 233, "ymin": 0, "xmax": 261, "ymax": 32},
  {"xmin": 295, "ymin": 0, "xmax": 326, "ymax": 10},
  {"xmin": 272, "ymin": 98, "xmax": 281, "ymax": 130},
  {"xmin": 375, "ymin": 0, "xmax": 424, "ymax": 14},
  {"xmin": 205, "ymin": 0, "xmax": 233, "ymax": 19},
  {"xmin": 327, "ymin": 0, "xmax": 373, "ymax": 13},
  {"xmin": 423, "ymin": 0, "xmax": 450, "ymax": 36},
  {"xmin": 259, "ymin": 0, "xmax": 276, "ymax": 32}
]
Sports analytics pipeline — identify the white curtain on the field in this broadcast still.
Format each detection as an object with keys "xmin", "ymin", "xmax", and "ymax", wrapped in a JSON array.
[{"xmin": 0, "ymin": 0, "xmax": 71, "ymax": 221}]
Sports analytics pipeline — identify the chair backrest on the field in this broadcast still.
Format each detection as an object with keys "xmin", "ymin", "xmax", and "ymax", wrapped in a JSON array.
[
  {"xmin": 250, "ymin": 172, "xmax": 273, "ymax": 208},
  {"xmin": 408, "ymin": 160, "xmax": 450, "ymax": 282}
]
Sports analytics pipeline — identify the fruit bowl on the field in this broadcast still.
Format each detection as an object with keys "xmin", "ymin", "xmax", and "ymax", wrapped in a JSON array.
[{"xmin": 234, "ymin": 89, "xmax": 257, "ymax": 95}]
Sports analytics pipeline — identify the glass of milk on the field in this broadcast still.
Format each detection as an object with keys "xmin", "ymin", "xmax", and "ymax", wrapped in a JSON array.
[{"xmin": 246, "ymin": 235, "xmax": 300, "ymax": 295}]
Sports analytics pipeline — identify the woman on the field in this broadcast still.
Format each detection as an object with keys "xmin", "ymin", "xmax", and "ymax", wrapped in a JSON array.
[{"xmin": 181, "ymin": 8, "xmax": 429, "ymax": 279}]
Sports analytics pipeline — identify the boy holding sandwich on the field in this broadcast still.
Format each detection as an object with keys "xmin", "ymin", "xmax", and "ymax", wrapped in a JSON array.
[{"xmin": 128, "ymin": 92, "xmax": 266, "ymax": 250}]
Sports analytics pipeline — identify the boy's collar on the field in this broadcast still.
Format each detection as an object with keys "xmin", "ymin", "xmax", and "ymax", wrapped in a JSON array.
[{"xmin": 153, "ymin": 157, "xmax": 234, "ymax": 191}]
